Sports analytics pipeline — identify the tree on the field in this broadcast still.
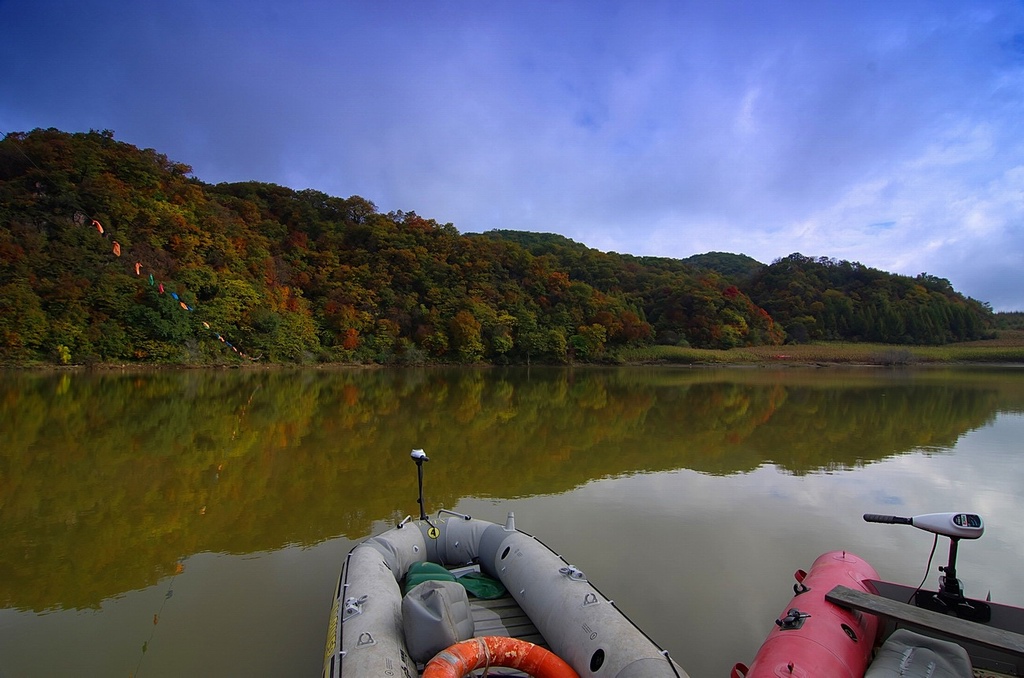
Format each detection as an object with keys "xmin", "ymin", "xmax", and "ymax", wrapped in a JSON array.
[
  {"xmin": 449, "ymin": 310, "xmax": 484, "ymax": 362},
  {"xmin": 0, "ymin": 281, "xmax": 47, "ymax": 359},
  {"xmin": 570, "ymin": 324, "xmax": 607, "ymax": 359}
]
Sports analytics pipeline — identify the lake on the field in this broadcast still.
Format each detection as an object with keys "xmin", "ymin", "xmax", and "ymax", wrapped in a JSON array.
[{"xmin": 1, "ymin": 365, "xmax": 1023, "ymax": 677}]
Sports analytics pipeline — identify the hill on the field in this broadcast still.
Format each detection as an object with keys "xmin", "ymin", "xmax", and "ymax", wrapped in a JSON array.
[
  {"xmin": 681, "ymin": 251, "xmax": 765, "ymax": 281},
  {"xmin": 476, "ymin": 231, "xmax": 991, "ymax": 348},
  {"xmin": 0, "ymin": 129, "xmax": 993, "ymax": 365}
]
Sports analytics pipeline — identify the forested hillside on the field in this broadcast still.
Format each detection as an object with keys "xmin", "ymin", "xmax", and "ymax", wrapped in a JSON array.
[
  {"xmin": 0, "ymin": 129, "xmax": 993, "ymax": 365},
  {"xmin": 745, "ymin": 254, "xmax": 992, "ymax": 344},
  {"xmin": 478, "ymin": 232, "xmax": 993, "ymax": 348}
]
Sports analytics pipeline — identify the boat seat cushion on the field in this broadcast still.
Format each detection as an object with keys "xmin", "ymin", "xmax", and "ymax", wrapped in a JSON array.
[
  {"xmin": 865, "ymin": 628, "xmax": 973, "ymax": 678},
  {"xmin": 402, "ymin": 580, "xmax": 476, "ymax": 663}
]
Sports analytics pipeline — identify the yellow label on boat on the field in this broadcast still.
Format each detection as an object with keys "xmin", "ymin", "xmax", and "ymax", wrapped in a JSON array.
[
  {"xmin": 324, "ymin": 595, "xmax": 339, "ymax": 664},
  {"xmin": 427, "ymin": 526, "xmax": 440, "ymax": 539}
]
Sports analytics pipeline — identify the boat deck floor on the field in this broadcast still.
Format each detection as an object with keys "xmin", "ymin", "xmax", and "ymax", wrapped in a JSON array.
[
  {"xmin": 469, "ymin": 594, "xmax": 545, "ymax": 646},
  {"xmin": 414, "ymin": 593, "xmax": 544, "ymax": 677}
]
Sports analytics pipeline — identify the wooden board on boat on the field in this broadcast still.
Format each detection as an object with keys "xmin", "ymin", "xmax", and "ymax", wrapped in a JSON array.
[{"xmin": 826, "ymin": 585, "xmax": 1024, "ymax": 657}]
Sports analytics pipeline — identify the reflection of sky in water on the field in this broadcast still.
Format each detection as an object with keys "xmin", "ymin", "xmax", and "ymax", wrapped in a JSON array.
[{"xmin": 457, "ymin": 412, "xmax": 1024, "ymax": 678}]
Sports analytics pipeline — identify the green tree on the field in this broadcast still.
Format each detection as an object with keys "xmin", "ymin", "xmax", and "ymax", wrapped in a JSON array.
[
  {"xmin": 0, "ymin": 281, "xmax": 47, "ymax": 360},
  {"xmin": 570, "ymin": 323, "xmax": 607, "ymax": 360}
]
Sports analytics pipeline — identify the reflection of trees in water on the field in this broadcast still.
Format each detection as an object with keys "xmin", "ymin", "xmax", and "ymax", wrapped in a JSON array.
[
  {"xmin": 0, "ymin": 368, "xmax": 1018, "ymax": 610},
  {"xmin": 739, "ymin": 385, "xmax": 998, "ymax": 474}
]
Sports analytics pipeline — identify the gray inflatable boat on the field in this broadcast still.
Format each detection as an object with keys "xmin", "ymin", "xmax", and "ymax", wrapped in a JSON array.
[{"xmin": 323, "ymin": 451, "xmax": 688, "ymax": 678}]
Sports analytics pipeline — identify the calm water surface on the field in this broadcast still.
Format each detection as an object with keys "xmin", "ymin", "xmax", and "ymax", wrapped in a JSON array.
[{"xmin": 1, "ymin": 366, "xmax": 1023, "ymax": 677}]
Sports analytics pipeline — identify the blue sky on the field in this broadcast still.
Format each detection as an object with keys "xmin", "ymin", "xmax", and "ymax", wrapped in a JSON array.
[{"xmin": 3, "ymin": 0, "xmax": 1023, "ymax": 310}]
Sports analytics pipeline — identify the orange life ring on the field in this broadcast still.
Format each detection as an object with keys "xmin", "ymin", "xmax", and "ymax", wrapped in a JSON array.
[{"xmin": 423, "ymin": 637, "xmax": 579, "ymax": 678}]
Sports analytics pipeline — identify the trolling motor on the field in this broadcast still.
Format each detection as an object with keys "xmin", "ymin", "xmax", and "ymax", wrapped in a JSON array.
[
  {"xmin": 864, "ymin": 512, "xmax": 990, "ymax": 622},
  {"xmin": 411, "ymin": 449, "xmax": 429, "ymax": 520}
]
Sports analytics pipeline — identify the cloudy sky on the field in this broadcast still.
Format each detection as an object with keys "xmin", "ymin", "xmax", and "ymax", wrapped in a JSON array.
[{"xmin": 3, "ymin": 1, "xmax": 1023, "ymax": 310}]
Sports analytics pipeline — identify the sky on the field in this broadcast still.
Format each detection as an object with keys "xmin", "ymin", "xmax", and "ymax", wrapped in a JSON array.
[{"xmin": 2, "ymin": 1, "xmax": 1023, "ymax": 311}]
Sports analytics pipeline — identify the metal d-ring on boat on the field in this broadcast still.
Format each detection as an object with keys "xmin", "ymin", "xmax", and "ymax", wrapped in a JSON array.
[{"xmin": 322, "ymin": 449, "xmax": 688, "ymax": 678}]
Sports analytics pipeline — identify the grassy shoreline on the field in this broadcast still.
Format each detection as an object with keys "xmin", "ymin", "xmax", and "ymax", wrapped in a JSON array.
[{"xmin": 615, "ymin": 330, "xmax": 1024, "ymax": 367}]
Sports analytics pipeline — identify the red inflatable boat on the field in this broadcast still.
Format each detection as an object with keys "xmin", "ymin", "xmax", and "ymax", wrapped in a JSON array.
[{"xmin": 731, "ymin": 551, "xmax": 881, "ymax": 678}]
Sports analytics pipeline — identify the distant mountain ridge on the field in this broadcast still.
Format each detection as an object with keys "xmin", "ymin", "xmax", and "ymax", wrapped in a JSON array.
[{"xmin": 681, "ymin": 251, "xmax": 765, "ymax": 281}]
